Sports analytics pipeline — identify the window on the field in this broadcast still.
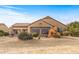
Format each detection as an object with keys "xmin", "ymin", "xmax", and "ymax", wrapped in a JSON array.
[
  {"xmin": 57, "ymin": 27, "xmax": 62, "ymax": 32},
  {"xmin": 31, "ymin": 27, "xmax": 50, "ymax": 35},
  {"xmin": 31, "ymin": 28, "xmax": 40, "ymax": 34},
  {"xmin": 41, "ymin": 28, "xmax": 50, "ymax": 34}
]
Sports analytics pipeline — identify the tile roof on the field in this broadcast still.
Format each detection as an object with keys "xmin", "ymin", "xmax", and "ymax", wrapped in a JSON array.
[
  {"xmin": 12, "ymin": 23, "xmax": 30, "ymax": 27},
  {"xmin": 12, "ymin": 16, "xmax": 66, "ymax": 27}
]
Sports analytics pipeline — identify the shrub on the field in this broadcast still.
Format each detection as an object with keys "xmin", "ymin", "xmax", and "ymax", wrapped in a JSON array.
[
  {"xmin": 63, "ymin": 31, "xmax": 71, "ymax": 36},
  {"xmin": 53, "ymin": 33, "xmax": 61, "ymax": 38},
  {"xmin": 4, "ymin": 32, "xmax": 9, "ymax": 36},
  {"xmin": 0, "ymin": 32, "xmax": 4, "ymax": 36},
  {"xmin": 0, "ymin": 30, "xmax": 4, "ymax": 33},
  {"xmin": 32, "ymin": 32, "xmax": 39, "ymax": 37},
  {"xmin": 0, "ymin": 30, "xmax": 4, "ymax": 36},
  {"xmin": 71, "ymin": 31, "xmax": 79, "ymax": 37},
  {"xmin": 18, "ymin": 32, "xmax": 33, "ymax": 40},
  {"xmin": 0, "ymin": 30, "xmax": 9, "ymax": 37}
]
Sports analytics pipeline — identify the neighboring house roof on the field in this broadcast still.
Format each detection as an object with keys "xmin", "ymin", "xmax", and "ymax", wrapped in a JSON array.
[
  {"xmin": 12, "ymin": 23, "xmax": 30, "ymax": 27},
  {"xmin": 0, "ymin": 23, "xmax": 9, "ymax": 32},
  {"xmin": 0, "ymin": 23, "xmax": 6, "ymax": 26}
]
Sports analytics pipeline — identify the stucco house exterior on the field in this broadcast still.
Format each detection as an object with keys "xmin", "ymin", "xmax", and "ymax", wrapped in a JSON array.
[
  {"xmin": 10, "ymin": 16, "xmax": 66, "ymax": 36},
  {"xmin": 0, "ymin": 23, "xmax": 9, "ymax": 32}
]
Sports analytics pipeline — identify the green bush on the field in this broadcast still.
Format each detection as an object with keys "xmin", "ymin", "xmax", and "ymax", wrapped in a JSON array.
[
  {"xmin": 4, "ymin": 32, "xmax": 9, "ymax": 36},
  {"xmin": 0, "ymin": 30, "xmax": 4, "ymax": 36},
  {"xmin": 67, "ymin": 21, "xmax": 79, "ymax": 37},
  {"xmin": 71, "ymin": 31, "xmax": 79, "ymax": 37},
  {"xmin": 0, "ymin": 32, "xmax": 4, "ymax": 36},
  {"xmin": 32, "ymin": 32, "xmax": 39, "ymax": 37},
  {"xmin": 0, "ymin": 30, "xmax": 9, "ymax": 37},
  {"xmin": 0, "ymin": 30, "xmax": 4, "ymax": 33},
  {"xmin": 18, "ymin": 32, "xmax": 33, "ymax": 40},
  {"xmin": 63, "ymin": 31, "xmax": 71, "ymax": 36}
]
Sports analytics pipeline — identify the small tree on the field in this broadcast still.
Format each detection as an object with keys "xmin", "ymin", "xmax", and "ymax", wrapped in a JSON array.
[{"xmin": 67, "ymin": 21, "xmax": 79, "ymax": 37}]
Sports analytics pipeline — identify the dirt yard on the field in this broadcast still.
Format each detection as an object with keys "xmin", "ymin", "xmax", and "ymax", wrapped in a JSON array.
[{"xmin": 0, "ymin": 36, "xmax": 79, "ymax": 54}]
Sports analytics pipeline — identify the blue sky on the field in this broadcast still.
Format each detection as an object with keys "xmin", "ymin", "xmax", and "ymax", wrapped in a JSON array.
[{"xmin": 0, "ymin": 5, "xmax": 79, "ymax": 27}]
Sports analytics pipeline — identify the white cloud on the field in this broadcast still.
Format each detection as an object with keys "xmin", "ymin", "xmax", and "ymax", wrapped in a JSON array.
[
  {"xmin": 1, "ymin": 6, "xmax": 21, "ymax": 10},
  {"xmin": 0, "ymin": 6, "xmax": 36, "ymax": 27}
]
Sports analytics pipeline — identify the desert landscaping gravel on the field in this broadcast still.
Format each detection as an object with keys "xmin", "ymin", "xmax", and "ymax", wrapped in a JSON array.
[{"xmin": 0, "ymin": 36, "xmax": 79, "ymax": 54}]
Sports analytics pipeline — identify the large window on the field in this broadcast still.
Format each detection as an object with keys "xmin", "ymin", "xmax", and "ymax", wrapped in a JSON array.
[
  {"xmin": 31, "ymin": 28, "xmax": 40, "ymax": 34},
  {"xmin": 41, "ymin": 28, "xmax": 50, "ymax": 34},
  {"xmin": 31, "ymin": 27, "xmax": 50, "ymax": 34}
]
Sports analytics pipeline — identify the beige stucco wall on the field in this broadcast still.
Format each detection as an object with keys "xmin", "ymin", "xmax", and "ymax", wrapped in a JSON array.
[
  {"xmin": 29, "ymin": 20, "xmax": 52, "ymax": 27},
  {"xmin": 27, "ymin": 20, "xmax": 52, "ymax": 33},
  {"xmin": 27, "ymin": 18, "xmax": 66, "ymax": 33}
]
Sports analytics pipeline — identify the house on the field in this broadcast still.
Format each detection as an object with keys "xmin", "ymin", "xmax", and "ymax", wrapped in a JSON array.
[
  {"xmin": 0, "ymin": 23, "xmax": 9, "ymax": 32},
  {"xmin": 10, "ymin": 23, "xmax": 29, "ymax": 35},
  {"xmin": 10, "ymin": 16, "xmax": 66, "ymax": 36}
]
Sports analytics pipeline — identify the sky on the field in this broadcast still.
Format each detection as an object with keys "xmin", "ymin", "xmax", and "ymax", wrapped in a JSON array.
[{"xmin": 0, "ymin": 5, "xmax": 79, "ymax": 27}]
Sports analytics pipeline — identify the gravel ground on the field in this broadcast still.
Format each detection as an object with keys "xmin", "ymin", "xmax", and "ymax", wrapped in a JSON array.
[{"xmin": 0, "ymin": 36, "xmax": 79, "ymax": 54}]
